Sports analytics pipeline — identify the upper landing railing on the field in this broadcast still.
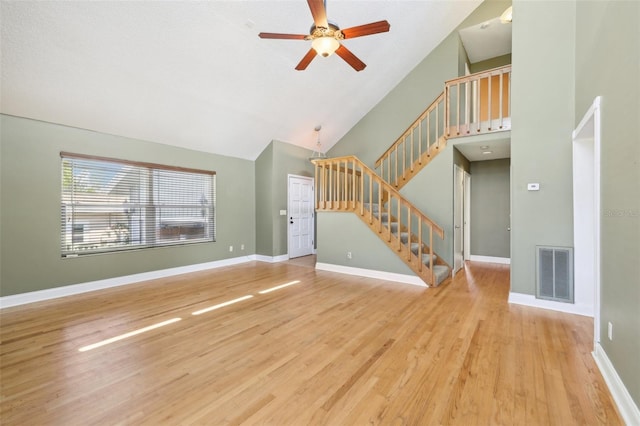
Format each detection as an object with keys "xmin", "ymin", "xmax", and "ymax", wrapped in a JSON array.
[
  {"xmin": 445, "ymin": 65, "xmax": 511, "ymax": 137},
  {"xmin": 375, "ymin": 65, "xmax": 511, "ymax": 190}
]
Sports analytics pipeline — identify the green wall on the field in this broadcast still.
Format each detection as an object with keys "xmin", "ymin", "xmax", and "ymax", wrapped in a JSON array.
[
  {"xmin": 255, "ymin": 140, "xmax": 313, "ymax": 257},
  {"xmin": 469, "ymin": 53, "xmax": 512, "ymax": 74},
  {"xmin": 470, "ymin": 159, "xmax": 510, "ymax": 258},
  {"xmin": 401, "ymin": 144, "xmax": 455, "ymax": 265},
  {"xmin": 574, "ymin": 0, "xmax": 640, "ymax": 408},
  {"xmin": 510, "ymin": 0, "xmax": 576, "ymax": 295},
  {"xmin": 327, "ymin": 30, "xmax": 459, "ymax": 167},
  {"xmin": 255, "ymin": 143, "xmax": 274, "ymax": 256},
  {"xmin": 317, "ymin": 212, "xmax": 414, "ymax": 275},
  {"xmin": 0, "ymin": 115, "xmax": 256, "ymax": 297}
]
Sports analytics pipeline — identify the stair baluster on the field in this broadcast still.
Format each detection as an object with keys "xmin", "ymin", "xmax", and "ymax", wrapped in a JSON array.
[{"xmin": 313, "ymin": 156, "xmax": 447, "ymax": 286}]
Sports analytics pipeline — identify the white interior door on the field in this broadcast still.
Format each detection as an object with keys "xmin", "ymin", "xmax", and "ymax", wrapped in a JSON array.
[
  {"xmin": 453, "ymin": 165, "xmax": 464, "ymax": 273},
  {"xmin": 288, "ymin": 175, "xmax": 314, "ymax": 259}
]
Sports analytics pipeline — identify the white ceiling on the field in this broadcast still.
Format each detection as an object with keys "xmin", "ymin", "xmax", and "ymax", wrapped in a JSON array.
[
  {"xmin": 1, "ymin": 1, "xmax": 483, "ymax": 161},
  {"xmin": 458, "ymin": 16, "xmax": 512, "ymax": 64},
  {"xmin": 453, "ymin": 133, "xmax": 511, "ymax": 161}
]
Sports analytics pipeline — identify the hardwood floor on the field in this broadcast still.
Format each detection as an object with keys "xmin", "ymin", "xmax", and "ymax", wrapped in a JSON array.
[{"xmin": 0, "ymin": 261, "xmax": 621, "ymax": 425}]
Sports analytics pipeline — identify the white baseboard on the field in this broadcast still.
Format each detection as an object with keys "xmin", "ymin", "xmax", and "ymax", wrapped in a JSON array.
[
  {"xmin": 315, "ymin": 262, "xmax": 426, "ymax": 287},
  {"xmin": 508, "ymin": 292, "xmax": 593, "ymax": 317},
  {"xmin": 254, "ymin": 254, "xmax": 289, "ymax": 263},
  {"xmin": 0, "ymin": 255, "xmax": 256, "ymax": 309},
  {"xmin": 593, "ymin": 343, "xmax": 640, "ymax": 425},
  {"xmin": 469, "ymin": 255, "xmax": 511, "ymax": 265}
]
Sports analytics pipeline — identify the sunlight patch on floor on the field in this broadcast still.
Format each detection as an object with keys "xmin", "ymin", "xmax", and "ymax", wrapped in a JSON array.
[
  {"xmin": 258, "ymin": 280, "xmax": 301, "ymax": 294},
  {"xmin": 79, "ymin": 279, "xmax": 305, "ymax": 352},
  {"xmin": 191, "ymin": 295, "xmax": 254, "ymax": 316},
  {"xmin": 78, "ymin": 317, "xmax": 182, "ymax": 352}
]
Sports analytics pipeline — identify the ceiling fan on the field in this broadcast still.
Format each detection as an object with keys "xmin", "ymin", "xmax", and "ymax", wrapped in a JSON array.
[{"xmin": 258, "ymin": 0, "xmax": 390, "ymax": 71}]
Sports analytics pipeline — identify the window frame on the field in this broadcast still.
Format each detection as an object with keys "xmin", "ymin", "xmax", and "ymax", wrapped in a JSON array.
[{"xmin": 60, "ymin": 152, "xmax": 216, "ymax": 257}]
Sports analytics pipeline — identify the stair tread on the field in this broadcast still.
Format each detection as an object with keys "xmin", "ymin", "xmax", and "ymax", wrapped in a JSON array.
[{"xmin": 432, "ymin": 265, "xmax": 450, "ymax": 286}]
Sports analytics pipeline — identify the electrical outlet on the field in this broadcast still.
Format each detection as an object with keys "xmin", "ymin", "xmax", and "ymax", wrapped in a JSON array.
[
  {"xmin": 608, "ymin": 322, "xmax": 613, "ymax": 340},
  {"xmin": 229, "ymin": 245, "xmax": 233, "ymax": 252},
  {"xmin": 347, "ymin": 251, "xmax": 352, "ymax": 259},
  {"xmin": 241, "ymin": 244, "xmax": 245, "ymax": 251}
]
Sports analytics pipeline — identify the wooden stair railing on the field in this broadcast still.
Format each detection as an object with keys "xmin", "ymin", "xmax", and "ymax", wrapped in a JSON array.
[
  {"xmin": 445, "ymin": 65, "xmax": 511, "ymax": 137},
  {"xmin": 375, "ymin": 65, "xmax": 512, "ymax": 191},
  {"xmin": 374, "ymin": 93, "xmax": 446, "ymax": 190},
  {"xmin": 313, "ymin": 155, "xmax": 449, "ymax": 287}
]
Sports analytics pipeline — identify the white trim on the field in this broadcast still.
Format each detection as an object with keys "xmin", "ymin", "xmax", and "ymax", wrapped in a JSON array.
[
  {"xmin": 463, "ymin": 171, "xmax": 471, "ymax": 261},
  {"xmin": 315, "ymin": 262, "xmax": 427, "ymax": 287},
  {"xmin": 572, "ymin": 95, "xmax": 602, "ymax": 346},
  {"xmin": 593, "ymin": 343, "xmax": 640, "ymax": 425},
  {"xmin": 470, "ymin": 255, "xmax": 511, "ymax": 265},
  {"xmin": 254, "ymin": 254, "xmax": 289, "ymax": 263},
  {"xmin": 0, "ymin": 256, "xmax": 256, "ymax": 309},
  {"xmin": 508, "ymin": 292, "xmax": 593, "ymax": 317},
  {"xmin": 572, "ymin": 96, "xmax": 601, "ymax": 140},
  {"xmin": 453, "ymin": 164, "xmax": 464, "ymax": 273}
]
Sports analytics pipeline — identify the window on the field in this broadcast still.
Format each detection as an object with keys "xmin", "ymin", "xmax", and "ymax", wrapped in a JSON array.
[{"xmin": 61, "ymin": 152, "xmax": 215, "ymax": 257}]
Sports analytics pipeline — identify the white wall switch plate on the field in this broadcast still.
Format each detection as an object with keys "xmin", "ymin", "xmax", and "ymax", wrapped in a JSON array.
[{"xmin": 280, "ymin": 210, "xmax": 287, "ymax": 216}]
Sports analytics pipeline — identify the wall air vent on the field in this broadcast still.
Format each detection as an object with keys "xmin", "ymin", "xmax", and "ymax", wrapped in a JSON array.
[{"xmin": 536, "ymin": 246, "xmax": 574, "ymax": 303}]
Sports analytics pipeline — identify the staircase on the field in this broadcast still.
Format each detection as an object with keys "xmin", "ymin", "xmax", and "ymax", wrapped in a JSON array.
[
  {"xmin": 375, "ymin": 65, "xmax": 511, "ymax": 190},
  {"xmin": 313, "ymin": 65, "xmax": 512, "ymax": 287},
  {"xmin": 375, "ymin": 93, "xmax": 447, "ymax": 191},
  {"xmin": 312, "ymin": 156, "xmax": 450, "ymax": 286}
]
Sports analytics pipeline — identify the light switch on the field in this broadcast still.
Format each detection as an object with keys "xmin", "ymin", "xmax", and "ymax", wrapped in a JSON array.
[
  {"xmin": 527, "ymin": 183, "xmax": 540, "ymax": 191},
  {"xmin": 279, "ymin": 210, "xmax": 287, "ymax": 216}
]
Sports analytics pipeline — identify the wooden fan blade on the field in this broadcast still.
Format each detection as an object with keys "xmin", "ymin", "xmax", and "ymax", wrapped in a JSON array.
[
  {"xmin": 295, "ymin": 48, "xmax": 318, "ymax": 70},
  {"xmin": 259, "ymin": 32, "xmax": 307, "ymax": 40},
  {"xmin": 307, "ymin": 0, "xmax": 328, "ymax": 28},
  {"xmin": 341, "ymin": 20, "xmax": 390, "ymax": 39},
  {"xmin": 335, "ymin": 44, "xmax": 366, "ymax": 71}
]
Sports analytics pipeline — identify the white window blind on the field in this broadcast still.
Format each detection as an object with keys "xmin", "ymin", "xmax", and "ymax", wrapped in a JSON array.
[{"xmin": 61, "ymin": 152, "xmax": 215, "ymax": 257}]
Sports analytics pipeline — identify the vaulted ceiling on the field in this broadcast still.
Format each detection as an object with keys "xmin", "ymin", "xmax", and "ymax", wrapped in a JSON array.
[{"xmin": 1, "ymin": 1, "xmax": 483, "ymax": 160}]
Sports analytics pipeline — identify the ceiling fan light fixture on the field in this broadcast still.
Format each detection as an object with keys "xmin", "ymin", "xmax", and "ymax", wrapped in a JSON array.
[
  {"xmin": 259, "ymin": 1, "xmax": 390, "ymax": 71},
  {"xmin": 312, "ymin": 36, "xmax": 340, "ymax": 57},
  {"xmin": 309, "ymin": 125, "xmax": 327, "ymax": 162}
]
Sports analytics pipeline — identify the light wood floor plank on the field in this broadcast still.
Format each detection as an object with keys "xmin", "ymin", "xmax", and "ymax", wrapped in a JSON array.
[{"xmin": 0, "ymin": 260, "xmax": 622, "ymax": 425}]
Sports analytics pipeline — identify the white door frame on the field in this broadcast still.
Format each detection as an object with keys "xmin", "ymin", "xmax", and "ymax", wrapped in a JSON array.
[
  {"xmin": 572, "ymin": 96, "xmax": 601, "ymax": 345},
  {"xmin": 463, "ymin": 171, "xmax": 471, "ymax": 261},
  {"xmin": 453, "ymin": 165, "xmax": 465, "ymax": 273},
  {"xmin": 287, "ymin": 174, "xmax": 315, "ymax": 259}
]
